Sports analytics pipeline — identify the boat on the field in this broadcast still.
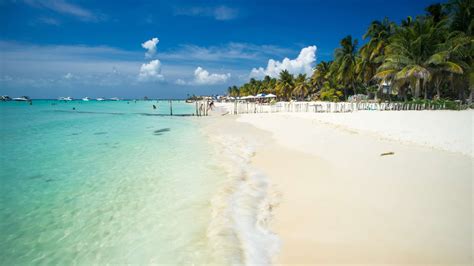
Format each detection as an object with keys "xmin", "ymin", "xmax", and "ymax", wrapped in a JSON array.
[
  {"xmin": 82, "ymin": 97, "xmax": 90, "ymax": 101},
  {"xmin": 109, "ymin": 97, "xmax": 120, "ymax": 101},
  {"xmin": 1, "ymin": 95, "xmax": 12, "ymax": 101},
  {"xmin": 58, "ymin": 96, "xmax": 73, "ymax": 101},
  {"xmin": 96, "ymin": 97, "xmax": 105, "ymax": 101},
  {"xmin": 12, "ymin": 96, "xmax": 30, "ymax": 101}
]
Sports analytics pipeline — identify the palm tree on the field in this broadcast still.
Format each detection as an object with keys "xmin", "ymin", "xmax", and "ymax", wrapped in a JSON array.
[
  {"xmin": 231, "ymin": 85, "xmax": 240, "ymax": 97},
  {"xmin": 358, "ymin": 18, "xmax": 395, "ymax": 98},
  {"xmin": 428, "ymin": 32, "xmax": 470, "ymax": 98},
  {"xmin": 425, "ymin": 3, "xmax": 448, "ymax": 23},
  {"xmin": 375, "ymin": 16, "xmax": 448, "ymax": 99},
  {"xmin": 248, "ymin": 78, "xmax": 258, "ymax": 95},
  {"xmin": 276, "ymin": 70, "xmax": 294, "ymax": 100},
  {"xmin": 332, "ymin": 35, "xmax": 359, "ymax": 99},
  {"xmin": 293, "ymin": 74, "xmax": 310, "ymax": 100},
  {"xmin": 444, "ymin": 0, "xmax": 473, "ymax": 101},
  {"xmin": 226, "ymin": 0, "xmax": 472, "ymax": 103},
  {"xmin": 311, "ymin": 61, "xmax": 331, "ymax": 95},
  {"xmin": 240, "ymin": 83, "xmax": 251, "ymax": 96},
  {"xmin": 319, "ymin": 81, "xmax": 343, "ymax": 102},
  {"xmin": 445, "ymin": 0, "xmax": 473, "ymax": 36}
]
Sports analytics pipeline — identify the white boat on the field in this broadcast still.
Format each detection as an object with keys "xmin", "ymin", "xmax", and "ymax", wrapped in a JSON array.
[
  {"xmin": 58, "ymin": 96, "xmax": 73, "ymax": 101},
  {"xmin": 109, "ymin": 97, "xmax": 120, "ymax": 101},
  {"xmin": 12, "ymin": 96, "xmax": 30, "ymax": 101},
  {"xmin": 96, "ymin": 97, "xmax": 105, "ymax": 101},
  {"xmin": 1, "ymin": 95, "xmax": 12, "ymax": 101},
  {"xmin": 82, "ymin": 97, "xmax": 90, "ymax": 101}
]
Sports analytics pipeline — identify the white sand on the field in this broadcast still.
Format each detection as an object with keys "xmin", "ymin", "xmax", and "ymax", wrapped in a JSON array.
[
  {"xmin": 231, "ymin": 112, "xmax": 473, "ymax": 265},
  {"xmin": 206, "ymin": 106, "xmax": 473, "ymax": 265},
  {"xmin": 284, "ymin": 110, "xmax": 474, "ymax": 157}
]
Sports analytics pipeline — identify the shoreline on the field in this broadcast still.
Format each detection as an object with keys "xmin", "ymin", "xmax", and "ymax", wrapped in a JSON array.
[
  {"xmin": 204, "ymin": 106, "xmax": 473, "ymax": 265},
  {"xmin": 199, "ymin": 113, "xmax": 281, "ymax": 265}
]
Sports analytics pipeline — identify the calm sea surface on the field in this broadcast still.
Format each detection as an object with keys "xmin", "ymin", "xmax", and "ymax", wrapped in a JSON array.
[{"xmin": 0, "ymin": 100, "xmax": 227, "ymax": 264}]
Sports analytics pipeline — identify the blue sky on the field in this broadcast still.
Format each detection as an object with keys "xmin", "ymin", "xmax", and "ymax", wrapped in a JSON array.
[{"xmin": 1, "ymin": 0, "xmax": 435, "ymax": 98}]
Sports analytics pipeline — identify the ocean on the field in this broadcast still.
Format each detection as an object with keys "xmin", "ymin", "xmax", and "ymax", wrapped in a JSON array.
[{"xmin": 0, "ymin": 100, "xmax": 230, "ymax": 264}]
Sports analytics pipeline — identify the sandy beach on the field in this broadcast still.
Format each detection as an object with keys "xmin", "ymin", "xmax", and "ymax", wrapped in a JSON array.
[{"xmin": 205, "ymin": 106, "xmax": 473, "ymax": 265}]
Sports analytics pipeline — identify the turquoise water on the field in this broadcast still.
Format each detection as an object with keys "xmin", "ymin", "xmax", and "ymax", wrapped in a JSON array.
[{"xmin": 0, "ymin": 100, "xmax": 227, "ymax": 264}]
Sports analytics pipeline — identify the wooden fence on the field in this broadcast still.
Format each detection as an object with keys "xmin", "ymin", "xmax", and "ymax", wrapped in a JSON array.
[
  {"xmin": 195, "ymin": 100, "xmax": 210, "ymax": 116},
  {"xmin": 229, "ymin": 101, "xmax": 450, "ymax": 115}
]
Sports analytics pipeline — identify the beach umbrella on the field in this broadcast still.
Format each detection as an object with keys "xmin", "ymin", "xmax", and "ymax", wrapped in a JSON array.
[
  {"xmin": 256, "ymin": 93, "xmax": 266, "ymax": 98},
  {"xmin": 265, "ymin": 93, "xmax": 277, "ymax": 98}
]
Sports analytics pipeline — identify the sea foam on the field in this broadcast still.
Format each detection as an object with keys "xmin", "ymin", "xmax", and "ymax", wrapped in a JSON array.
[{"xmin": 206, "ymin": 133, "xmax": 280, "ymax": 265}]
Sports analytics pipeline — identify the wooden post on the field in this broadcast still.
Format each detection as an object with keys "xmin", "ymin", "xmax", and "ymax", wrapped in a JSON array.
[{"xmin": 169, "ymin": 100, "xmax": 173, "ymax": 116}]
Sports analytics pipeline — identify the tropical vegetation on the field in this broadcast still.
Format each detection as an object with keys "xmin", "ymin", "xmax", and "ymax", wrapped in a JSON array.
[{"xmin": 227, "ymin": 0, "xmax": 473, "ymax": 103}]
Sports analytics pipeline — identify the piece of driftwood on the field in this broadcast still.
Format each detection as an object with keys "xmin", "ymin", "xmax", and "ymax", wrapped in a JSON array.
[{"xmin": 380, "ymin": 152, "xmax": 395, "ymax": 156}]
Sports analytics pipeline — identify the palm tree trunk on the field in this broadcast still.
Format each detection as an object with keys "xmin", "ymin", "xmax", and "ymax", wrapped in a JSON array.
[
  {"xmin": 433, "ymin": 75, "xmax": 442, "ymax": 100},
  {"xmin": 423, "ymin": 81, "xmax": 428, "ymax": 100},
  {"xmin": 378, "ymin": 83, "xmax": 383, "ymax": 101},
  {"xmin": 469, "ymin": 88, "xmax": 473, "ymax": 104},
  {"xmin": 415, "ymin": 79, "xmax": 421, "ymax": 99}
]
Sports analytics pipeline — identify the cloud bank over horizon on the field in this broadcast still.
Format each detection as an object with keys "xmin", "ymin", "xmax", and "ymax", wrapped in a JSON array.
[
  {"xmin": 249, "ymin": 46, "xmax": 317, "ymax": 79},
  {"xmin": 0, "ymin": 40, "xmax": 314, "ymax": 98}
]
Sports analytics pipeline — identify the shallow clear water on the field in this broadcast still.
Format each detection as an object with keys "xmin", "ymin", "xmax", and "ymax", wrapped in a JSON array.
[{"xmin": 0, "ymin": 100, "xmax": 226, "ymax": 264}]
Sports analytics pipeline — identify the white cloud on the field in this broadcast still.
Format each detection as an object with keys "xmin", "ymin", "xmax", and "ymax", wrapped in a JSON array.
[
  {"xmin": 250, "ymin": 46, "xmax": 317, "ymax": 79},
  {"xmin": 175, "ymin": 78, "xmax": 186, "ymax": 85},
  {"xmin": 0, "ymin": 75, "xmax": 13, "ymax": 82},
  {"xmin": 64, "ymin": 72, "xmax": 73, "ymax": 79},
  {"xmin": 160, "ymin": 42, "xmax": 293, "ymax": 62},
  {"xmin": 138, "ymin": 60, "xmax": 164, "ymax": 81},
  {"xmin": 37, "ymin": 16, "xmax": 61, "ymax": 26},
  {"xmin": 214, "ymin": 6, "xmax": 238, "ymax": 20},
  {"xmin": 192, "ymin": 66, "xmax": 230, "ymax": 85},
  {"xmin": 23, "ymin": 0, "xmax": 102, "ymax": 22},
  {"xmin": 141, "ymin": 37, "xmax": 159, "ymax": 58},
  {"xmin": 174, "ymin": 6, "xmax": 238, "ymax": 21}
]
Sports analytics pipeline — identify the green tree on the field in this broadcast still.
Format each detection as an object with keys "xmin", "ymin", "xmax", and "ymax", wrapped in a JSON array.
[
  {"xmin": 276, "ymin": 70, "xmax": 294, "ymax": 100},
  {"xmin": 319, "ymin": 81, "xmax": 343, "ymax": 102},
  {"xmin": 376, "ymin": 17, "xmax": 447, "ymax": 99},
  {"xmin": 332, "ymin": 35, "xmax": 359, "ymax": 99},
  {"xmin": 310, "ymin": 61, "xmax": 331, "ymax": 96},
  {"xmin": 293, "ymin": 74, "xmax": 310, "ymax": 100},
  {"xmin": 358, "ymin": 18, "xmax": 395, "ymax": 98}
]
